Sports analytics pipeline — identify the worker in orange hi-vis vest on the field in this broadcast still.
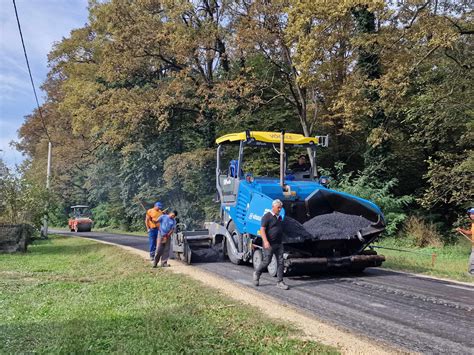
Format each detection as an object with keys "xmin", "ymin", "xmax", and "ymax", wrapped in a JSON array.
[
  {"xmin": 145, "ymin": 202, "xmax": 163, "ymax": 261},
  {"xmin": 456, "ymin": 208, "xmax": 474, "ymax": 275}
]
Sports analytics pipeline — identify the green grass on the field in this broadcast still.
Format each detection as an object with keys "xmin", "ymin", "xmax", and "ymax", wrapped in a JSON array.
[
  {"xmin": 0, "ymin": 236, "xmax": 337, "ymax": 354},
  {"xmin": 376, "ymin": 237, "xmax": 473, "ymax": 283}
]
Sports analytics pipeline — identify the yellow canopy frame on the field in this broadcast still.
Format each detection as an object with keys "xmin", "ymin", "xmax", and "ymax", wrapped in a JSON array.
[{"xmin": 216, "ymin": 131, "xmax": 322, "ymax": 146}]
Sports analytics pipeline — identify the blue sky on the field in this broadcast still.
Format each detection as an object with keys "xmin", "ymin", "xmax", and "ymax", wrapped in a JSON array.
[{"xmin": 0, "ymin": 0, "xmax": 89, "ymax": 168}]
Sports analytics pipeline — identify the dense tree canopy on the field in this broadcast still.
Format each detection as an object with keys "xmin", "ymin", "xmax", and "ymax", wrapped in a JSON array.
[{"xmin": 12, "ymin": 0, "xmax": 473, "ymax": 235}]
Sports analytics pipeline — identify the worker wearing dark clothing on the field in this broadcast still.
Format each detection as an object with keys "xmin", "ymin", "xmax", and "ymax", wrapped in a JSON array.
[
  {"xmin": 290, "ymin": 155, "xmax": 311, "ymax": 172},
  {"xmin": 253, "ymin": 199, "xmax": 289, "ymax": 290},
  {"xmin": 261, "ymin": 212, "xmax": 283, "ymax": 244}
]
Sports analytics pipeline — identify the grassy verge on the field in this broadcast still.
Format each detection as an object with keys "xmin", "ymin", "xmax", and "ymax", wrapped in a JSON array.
[
  {"xmin": 0, "ymin": 236, "xmax": 337, "ymax": 354},
  {"xmin": 376, "ymin": 237, "xmax": 473, "ymax": 283}
]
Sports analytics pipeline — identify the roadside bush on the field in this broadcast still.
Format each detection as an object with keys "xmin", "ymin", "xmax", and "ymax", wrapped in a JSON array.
[
  {"xmin": 403, "ymin": 216, "xmax": 443, "ymax": 248},
  {"xmin": 48, "ymin": 203, "xmax": 68, "ymax": 228},
  {"xmin": 92, "ymin": 203, "xmax": 124, "ymax": 229},
  {"xmin": 0, "ymin": 162, "xmax": 49, "ymax": 229}
]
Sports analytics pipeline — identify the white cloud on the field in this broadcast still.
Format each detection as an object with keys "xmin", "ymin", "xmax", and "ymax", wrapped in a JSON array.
[
  {"xmin": 0, "ymin": 129, "xmax": 25, "ymax": 168},
  {"xmin": 0, "ymin": 72, "xmax": 32, "ymax": 98},
  {"xmin": 1, "ymin": 0, "xmax": 89, "ymax": 56}
]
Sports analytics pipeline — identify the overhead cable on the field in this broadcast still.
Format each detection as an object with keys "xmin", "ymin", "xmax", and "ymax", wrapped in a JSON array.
[{"xmin": 12, "ymin": 0, "xmax": 51, "ymax": 142}]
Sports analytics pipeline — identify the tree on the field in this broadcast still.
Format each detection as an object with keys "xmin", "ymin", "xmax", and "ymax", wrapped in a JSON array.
[
  {"xmin": 0, "ymin": 159, "xmax": 49, "ymax": 227},
  {"xmin": 15, "ymin": 0, "xmax": 473, "ymax": 232}
]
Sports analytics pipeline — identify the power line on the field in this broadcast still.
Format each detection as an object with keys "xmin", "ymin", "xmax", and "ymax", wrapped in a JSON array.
[
  {"xmin": 13, "ymin": 0, "xmax": 52, "ymax": 239},
  {"xmin": 12, "ymin": 0, "xmax": 51, "ymax": 142}
]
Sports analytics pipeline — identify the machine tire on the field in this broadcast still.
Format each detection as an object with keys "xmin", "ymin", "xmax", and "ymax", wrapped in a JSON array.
[
  {"xmin": 174, "ymin": 252, "xmax": 186, "ymax": 262},
  {"xmin": 225, "ymin": 221, "xmax": 243, "ymax": 265},
  {"xmin": 252, "ymin": 249, "xmax": 264, "ymax": 271},
  {"xmin": 185, "ymin": 244, "xmax": 193, "ymax": 265},
  {"xmin": 226, "ymin": 236, "xmax": 243, "ymax": 265},
  {"xmin": 267, "ymin": 254, "xmax": 278, "ymax": 277},
  {"xmin": 227, "ymin": 221, "xmax": 243, "ymax": 252}
]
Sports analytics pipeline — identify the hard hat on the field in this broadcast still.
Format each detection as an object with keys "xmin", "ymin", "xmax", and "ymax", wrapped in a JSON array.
[
  {"xmin": 155, "ymin": 202, "xmax": 163, "ymax": 209},
  {"xmin": 468, "ymin": 208, "xmax": 474, "ymax": 215}
]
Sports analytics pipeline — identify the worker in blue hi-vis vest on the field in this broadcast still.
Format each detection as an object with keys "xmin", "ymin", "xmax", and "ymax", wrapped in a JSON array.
[{"xmin": 152, "ymin": 210, "xmax": 178, "ymax": 268}]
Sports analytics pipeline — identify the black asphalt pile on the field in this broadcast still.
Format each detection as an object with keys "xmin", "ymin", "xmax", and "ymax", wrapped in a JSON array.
[
  {"xmin": 283, "ymin": 216, "xmax": 313, "ymax": 242},
  {"xmin": 303, "ymin": 212, "xmax": 372, "ymax": 240},
  {"xmin": 189, "ymin": 244, "xmax": 224, "ymax": 263}
]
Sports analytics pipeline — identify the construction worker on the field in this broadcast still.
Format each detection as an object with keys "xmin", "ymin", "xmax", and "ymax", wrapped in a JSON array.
[
  {"xmin": 153, "ymin": 210, "xmax": 178, "ymax": 268},
  {"xmin": 253, "ymin": 199, "xmax": 290, "ymax": 290},
  {"xmin": 145, "ymin": 202, "xmax": 163, "ymax": 261},
  {"xmin": 456, "ymin": 207, "xmax": 474, "ymax": 275},
  {"xmin": 290, "ymin": 154, "xmax": 311, "ymax": 172}
]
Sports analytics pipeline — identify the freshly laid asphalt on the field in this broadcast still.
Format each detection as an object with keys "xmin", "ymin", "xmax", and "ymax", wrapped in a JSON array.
[{"xmin": 51, "ymin": 229, "xmax": 474, "ymax": 354}]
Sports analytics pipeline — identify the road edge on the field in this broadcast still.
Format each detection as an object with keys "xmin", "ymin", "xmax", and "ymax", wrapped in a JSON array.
[{"xmin": 381, "ymin": 267, "xmax": 474, "ymax": 287}]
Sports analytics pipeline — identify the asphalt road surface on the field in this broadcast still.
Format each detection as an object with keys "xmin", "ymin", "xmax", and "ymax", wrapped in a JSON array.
[{"xmin": 51, "ymin": 229, "xmax": 474, "ymax": 354}]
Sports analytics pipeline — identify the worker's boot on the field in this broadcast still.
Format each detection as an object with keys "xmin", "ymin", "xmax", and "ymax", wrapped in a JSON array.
[
  {"xmin": 276, "ymin": 281, "xmax": 289, "ymax": 290},
  {"xmin": 253, "ymin": 272, "xmax": 259, "ymax": 286}
]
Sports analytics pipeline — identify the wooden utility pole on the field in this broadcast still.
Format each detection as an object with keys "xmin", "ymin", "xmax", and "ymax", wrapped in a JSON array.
[{"xmin": 42, "ymin": 141, "xmax": 51, "ymax": 239}]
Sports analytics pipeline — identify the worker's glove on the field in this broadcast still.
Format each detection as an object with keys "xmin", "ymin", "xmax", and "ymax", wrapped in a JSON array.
[{"xmin": 161, "ymin": 232, "xmax": 171, "ymax": 243}]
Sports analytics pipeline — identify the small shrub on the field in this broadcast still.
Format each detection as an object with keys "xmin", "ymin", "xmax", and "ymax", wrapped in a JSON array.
[{"xmin": 403, "ymin": 216, "xmax": 442, "ymax": 248}]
